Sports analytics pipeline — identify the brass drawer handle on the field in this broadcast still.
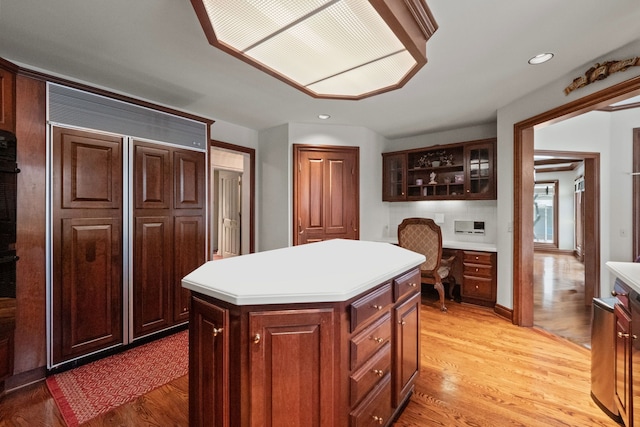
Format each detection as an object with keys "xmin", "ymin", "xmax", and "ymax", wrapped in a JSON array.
[
  {"xmin": 373, "ymin": 369, "xmax": 384, "ymax": 377},
  {"xmin": 408, "ymin": 282, "xmax": 417, "ymax": 287},
  {"xmin": 372, "ymin": 304, "xmax": 383, "ymax": 310},
  {"xmin": 372, "ymin": 415, "xmax": 384, "ymax": 424},
  {"xmin": 399, "ymin": 320, "xmax": 406, "ymax": 325},
  {"xmin": 372, "ymin": 336, "xmax": 384, "ymax": 343},
  {"xmin": 617, "ymin": 332, "xmax": 638, "ymax": 339},
  {"xmin": 212, "ymin": 327, "xmax": 223, "ymax": 337}
]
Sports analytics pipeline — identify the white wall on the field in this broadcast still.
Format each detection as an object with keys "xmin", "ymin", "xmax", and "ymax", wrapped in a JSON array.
[{"xmin": 497, "ymin": 39, "xmax": 640, "ymax": 308}]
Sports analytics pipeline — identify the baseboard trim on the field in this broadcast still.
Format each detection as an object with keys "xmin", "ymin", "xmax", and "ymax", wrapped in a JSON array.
[
  {"xmin": 494, "ymin": 304, "xmax": 513, "ymax": 322},
  {"xmin": 5, "ymin": 366, "xmax": 47, "ymax": 393}
]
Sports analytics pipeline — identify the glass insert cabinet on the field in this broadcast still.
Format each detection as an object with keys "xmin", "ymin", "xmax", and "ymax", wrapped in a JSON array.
[{"xmin": 382, "ymin": 138, "xmax": 496, "ymax": 201}]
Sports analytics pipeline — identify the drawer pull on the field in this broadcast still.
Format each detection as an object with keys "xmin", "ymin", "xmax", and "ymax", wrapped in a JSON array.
[
  {"xmin": 475, "ymin": 268, "xmax": 479, "ymax": 272},
  {"xmin": 475, "ymin": 256, "xmax": 479, "ymax": 260},
  {"xmin": 372, "ymin": 336, "xmax": 384, "ymax": 343},
  {"xmin": 373, "ymin": 369, "xmax": 384, "ymax": 377},
  {"xmin": 408, "ymin": 282, "xmax": 417, "ymax": 287},
  {"xmin": 399, "ymin": 320, "xmax": 406, "ymax": 325},
  {"xmin": 617, "ymin": 332, "xmax": 638, "ymax": 339},
  {"xmin": 372, "ymin": 304, "xmax": 383, "ymax": 310},
  {"xmin": 212, "ymin": 327, "xmax": 223, "ymax": 337},
  {"xmin": 253, "ymin": 333, "xmax": 261, "ymax": 344},
  {"xmin": 475, "ymin": 285, "xmax": 479, "ymax": 290},
  {"xmin": 372, "ymin": 415, "xmax": 384, "ymax": 424}
]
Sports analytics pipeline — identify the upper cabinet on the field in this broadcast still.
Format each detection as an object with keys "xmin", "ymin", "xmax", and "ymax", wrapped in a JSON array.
[
  {"xmin": 0, "ymin": 64, "xmax": 16, "ymax": 133},
  {"xmin": 382, "ymin": 138, "xmax": 496, "ymax": 201}
]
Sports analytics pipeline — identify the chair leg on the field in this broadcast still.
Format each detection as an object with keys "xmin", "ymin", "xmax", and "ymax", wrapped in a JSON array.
[{"xmin": 434, "ymin": 281, "xmax": 447, "ymax": 312}]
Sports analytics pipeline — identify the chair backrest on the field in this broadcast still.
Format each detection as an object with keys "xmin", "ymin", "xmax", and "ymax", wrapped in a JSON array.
[{"xmin": 397, "ymin": 218, "xmax": 443, "ymax": 272}]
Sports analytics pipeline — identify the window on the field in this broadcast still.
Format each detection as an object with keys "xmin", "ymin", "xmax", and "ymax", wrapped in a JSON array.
[{"xmin": 534, "ymin": 180, "xmax": 558, "ymax": 247}]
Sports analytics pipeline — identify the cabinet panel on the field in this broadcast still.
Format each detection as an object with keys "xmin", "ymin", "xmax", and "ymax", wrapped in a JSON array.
[
  {"xmin": 190, "ymin": 296, "xmax": 229, "ymax": 427},
  {"xmin": 0, "ymin": 67, "xmax": 15, "ymax": 132},
  {"xmin": 55, "ymin": 217, "xmax": 123, "ymax": 363},
  {"xmin": 134, "ymin": 144, "xmax": 171, "ymax": 209},
  {"xmin": 393, "ymin": 292, "xmax": 420, "ymax": 407},
  {"xmin": 349, "ymin": 374, "xmax": 392, "ymax": 427},
  {"xmin": 350, "ymin": 342, "xmax": 391, "ymax": 407},
  {"xmin": 133, "ymin": 216, "xmax": 172, "ymax": 337},
  {"xmin": 382, "ymin": 153, "xmax": 406, "ymax": 201},
  {"xmin": 615, "ymin": 303, "xmax": 632, "ymax": 427},
  {"xmin": 461, "ymin": 250, "xmax": 496, "ymax": 306},
  {"xmin": 465, "ymin": 142, "xmax": 495, "ymax": 199},
  {"xmin": 350, "ymin": 283, "xmax": 392, "ymax": 331},
  {"xmin": 174, "ymin": 150, "xmax": 205, "ymax": 209},
  {"xmin": 249, "ymin": 308, "xmax": 335, "ymax": 427},
  {"xmin": 393, "ymin": 268, "xmax": 420, "ymax": 302},
  {"xmin": 174, "ymin": 215, "xmax": 204, "ymax": 322},
  {"xmin": 350, "ymin": 311, "xmax": 392, "ymax": 370}
]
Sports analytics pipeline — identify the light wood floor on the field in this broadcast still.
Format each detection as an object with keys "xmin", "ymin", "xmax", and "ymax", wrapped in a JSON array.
[
  {"xmin": 533, "ymin": 252, "xmax": 592, "ymax": 348},
  {"xmin": 0, "ymin": 294, "xmax": 616, "ymax": 426}
]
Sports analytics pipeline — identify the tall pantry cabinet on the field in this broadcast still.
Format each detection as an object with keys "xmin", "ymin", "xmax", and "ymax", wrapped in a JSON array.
[{"xmin": 49, "ymin": 84, "xmax": 207, "ymax": 367}]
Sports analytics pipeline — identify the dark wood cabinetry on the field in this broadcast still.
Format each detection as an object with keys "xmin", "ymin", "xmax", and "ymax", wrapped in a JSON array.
[
  {"xmin": 382, "ymin": 138, "xmax": 496, "ymax": 202},
  {"xmin": 0, "ymin": 65, "xmax": 16, "ymax": 133},
  {"xmin": 461, "ymin": 251, "xmax": 497, "ymax": 307},
  {"xmin": 0, "ymin": 298, "xmax": 15, "ymax": 395},
  {"xmin": 189, "ymin": 267, "xmax": 420, "ymax": 427}
]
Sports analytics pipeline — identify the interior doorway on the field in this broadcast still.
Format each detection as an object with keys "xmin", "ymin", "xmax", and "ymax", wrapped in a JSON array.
[
  {"xmin": 210, "ymin": 140, "xmax": 255, "ymax": 258},
  {"xmin": 514, "ymin": 76, "xmax": 640, "ymax": 327}
]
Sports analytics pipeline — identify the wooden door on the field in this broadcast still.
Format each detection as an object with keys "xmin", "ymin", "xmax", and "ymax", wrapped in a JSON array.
[
  {"xmin": 294, "ymin": 145, "xmax": 359, "ymax": 245},
  {"xmin": 132, "ymin": 143, "xmax": 172, "ymax": 337},
  {"xmin": 52, "ymin": 127, "xmax": 123, "ymax": 364},
  {"xmin": 393, "ymin": 292, "xmax": 420, "ymax": 407},
  {"xmin": 189, "ymin": 296, "xmax": 229, "ymax": 427},
  {"xmin": 574, "ymin": 177, "xmax": 585, "ymax": 262},
  {"xmin": 173, "ymin": 149, "xmax": 205, "ymax": 323},
  {"xmin": 218, "ymin": 170, "xmax": 241, "ymax": 258},
  {"xmin": 249, "ymin": 308, "xmax": 335, "ymax": 427}
]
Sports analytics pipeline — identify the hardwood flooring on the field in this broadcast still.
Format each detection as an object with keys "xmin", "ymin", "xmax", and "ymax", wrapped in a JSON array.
[
  {"xmin": 533, "ymin": 252, "xmax": 592, "ymax": 348},
  {"xmin": 0, "ymin": 295, "xmax": 616, "ymax": 426}
]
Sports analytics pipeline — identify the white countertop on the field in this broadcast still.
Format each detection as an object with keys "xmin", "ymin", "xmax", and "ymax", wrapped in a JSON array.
[
  {"xmin": 377, "ymin": 236, "xmax": 497, "ymax": 253},
  {"xmin": 606, "ymin": 261, "xmax": 640, "ymax": 294},
  {"xmin": 182, "ymin": 239, "xmax": 426, "ymax": 306}
]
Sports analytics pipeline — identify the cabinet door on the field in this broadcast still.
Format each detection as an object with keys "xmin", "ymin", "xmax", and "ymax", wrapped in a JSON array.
[
  {"xmin": 465, "ymin": 142, "xmax": 495, "ymax": 199},
  {"xmin": 382, "ymin": 153, "xmax": 406, "ymax": 201},
  {"xmin": 174, "ymin": 215, "xmax": 204, "ymax": 322},
  {"xmin": 0, "ymin": 67, "xmax": 15, "ymax": 132},
  {"xmin": 190, "ymin": 296, "xmax": 229, "ymax": 427},
  {"xmin": 632, "ymin": 298, "xmax": 640, "ymax": 427},
  {"xmin": 615, "ymin": 304, "xmax": 632, "ymax": 427},
  {"xmin": 249, "ymin": 309, "xmax": 335, "ymax": 427},
  {"xmin": 52, "ymin": 127, "xmax": 123, "ymax": 364},
  {"xmin": 393, "ymin": 292, "xmax": 420, "ymax": 407}
]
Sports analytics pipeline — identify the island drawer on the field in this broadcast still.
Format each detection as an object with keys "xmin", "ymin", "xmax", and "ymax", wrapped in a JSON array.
[
  {"xmin": 350, "ymin": 283, "xmax": 392, "ymax": 332},
  {"xmin": 393, "ymin": 268, "xmax": 420, "ymax": 302},
  {"xmin": 349, "ymin": 374, "xmax": 392, "ymax": 427},
  {"xmin": 350, "ymin": 311, "xmax": 391, "ymax": 370},
  {"xmin": 350, "ymin": 342, "xmax": 391, "ymax": 406}
]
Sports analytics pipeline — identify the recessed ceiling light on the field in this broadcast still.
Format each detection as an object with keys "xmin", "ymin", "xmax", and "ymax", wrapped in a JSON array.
[
  {"xmin": 528, "ymin": 53, "xmax": 554, "ymax": 65},
  {"xmin": 318, "ymin": 114, "xmax": 331, "ymax": 120}
]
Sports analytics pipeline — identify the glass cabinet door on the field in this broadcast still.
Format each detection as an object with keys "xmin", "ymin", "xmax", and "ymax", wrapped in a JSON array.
[
  {"xmin": 383, "ymin": 153, "xmax": 406, "ymax": 201},
  {"xmin": 465, "ymin": 143, "xmax": 495, "ymax": 199}
]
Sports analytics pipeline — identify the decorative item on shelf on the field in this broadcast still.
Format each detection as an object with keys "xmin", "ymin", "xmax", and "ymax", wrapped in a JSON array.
[
  {"xmin": 416, "ymin": 155, "xmax": 428, "ymax": 168},
  {"xmin": 445, "ymin": 153, "xmax": 454, "ymax": 165},
  {"xmin": 415, "ymin": 178, "xmax": 423, "ymax": 185},
  {"xmin": 429, "ymin": 172, "xmax": 437, "ymax": 184},
  {"xmin": 454, "ymin": 174, "xmax": 464, "ymax": 183},
  {"xmin": 444, "ymin": 177, "xmax": 451, "ymax": 184},
  {"xmin": 431, "ymin": 160, "xmax": 441, "ymax": 167}
]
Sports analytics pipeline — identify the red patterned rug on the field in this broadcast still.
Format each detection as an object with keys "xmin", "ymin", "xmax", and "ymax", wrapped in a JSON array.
[{"xmin": 46, "ymin": 330, "xmax": 188, "ymax": 427}]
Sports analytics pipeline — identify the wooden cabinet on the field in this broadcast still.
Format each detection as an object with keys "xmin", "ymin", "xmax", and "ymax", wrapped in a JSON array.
[
  {"xmin": 615, "ymin": 303, "xmax": 632, "ymax": 426},
  {"xmin": 189, "ymin": 266, "xmax": 421, "ymax": 427},
  {"xmin": 189, "ymin": 296, "xmax": 229, "ymax": 427},
  {"xmin": 382, "ymin": 138, "xmax": 496, "ymax": 201},
  {"xmin": 0, "ymin": 65, "xmax": 16, "ymax": 133},
  {"xmin": 461, "ymin": 251, "xmax": 497, "ymax": 307},
  {"xmin": 0, "ymin": 298, "xmax": 15, "ymax": 395},
  {"xmin": 382, "ymin": 153, "xmax": 406, "ymax": 201}
]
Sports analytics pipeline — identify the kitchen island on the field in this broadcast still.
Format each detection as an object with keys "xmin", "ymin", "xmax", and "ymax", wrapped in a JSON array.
[
  {"xmin": 605, "ymin": 261, "xmax": 640, "ymax": 427},
  {"xmin": 182, "ymin": 239, "xmax": 425, "ymax": 427}
]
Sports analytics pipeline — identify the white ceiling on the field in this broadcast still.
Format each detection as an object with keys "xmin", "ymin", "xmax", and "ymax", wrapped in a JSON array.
[{"xmin": 1, "ymin": 0, "xmax": 640, "ymax": 139}]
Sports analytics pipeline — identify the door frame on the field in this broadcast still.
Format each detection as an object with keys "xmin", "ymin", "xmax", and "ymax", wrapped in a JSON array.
[
  {"xmin": 514, "ymin": 75, "xmax": 640, "ymax": 326},
  {"xmin": 211, "ymin": 140, "xmax": 255, "ymax": 254}
]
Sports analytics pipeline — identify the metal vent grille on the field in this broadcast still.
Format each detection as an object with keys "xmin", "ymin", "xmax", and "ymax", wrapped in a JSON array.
[{"xmin": 48, "ymin": 83, "xmax": 207, "ymax": 151}]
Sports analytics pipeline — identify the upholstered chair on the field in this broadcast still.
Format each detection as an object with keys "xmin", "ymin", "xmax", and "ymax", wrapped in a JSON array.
[{"xmin": 398, "ymin": 218, "xmax": 455, "ymax": 312}]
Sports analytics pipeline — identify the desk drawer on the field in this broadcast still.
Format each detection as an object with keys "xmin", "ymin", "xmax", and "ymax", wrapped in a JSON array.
[
  {"xmin": 463, "ymin": 263, "xmax": 492, "ymax": 278},
  {"xmin": 351, "ymin": 283, "xmax": 392, "ymax": 332},
  {"xmin": 462, "ymin": 276, "xmax": 494, "ymax": 300},
  {"xmin": 350, "ymin": 342, "xmax": 391, "ymax": 406},
  {"xmin": 350, "ymin": 312, "xmax": 391, "ymax": 370},
  {"xmin": 463, "ymin": 251, "xmax": 493, "ymax": 265}
]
